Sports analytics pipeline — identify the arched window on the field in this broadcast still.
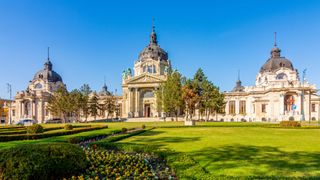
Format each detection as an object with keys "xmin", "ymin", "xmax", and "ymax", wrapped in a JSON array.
[
  {"xmin": 143, "ymin": 91, "xmax": 154, "ymax": 98},
  {"xmin": 34, "ymin": 83, "xmax": 43, "ymax": 89},
  {"xmin": 276, "ymin": 73, "xmax": 287, "ymax": 80},
  {"xmin": 147, "ymin": 66, "xmax": 153, "ymax": 73},
  {"xmin": 153, "ymin": 65, "xmax": 157, "ymax": 73}
]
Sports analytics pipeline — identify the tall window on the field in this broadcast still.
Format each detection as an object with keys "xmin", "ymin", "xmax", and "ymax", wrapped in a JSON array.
[
  {"xmin": 261, "ymin": 104, "xmax": 267, "ymax": 113},
  {"xmin": 312, "ymin": 103, "xmax": 316, "ymax": 112},
  {"xmin": 229, "ymin": 101, "xmax": 235, "ymax": 115},
  {"xmin": 239, "ymin": 101, "xmax": 246, "ymax": 114},
  {"xmin": 284, "ymin": 95, "xmax": 295, "ymax": 111}
]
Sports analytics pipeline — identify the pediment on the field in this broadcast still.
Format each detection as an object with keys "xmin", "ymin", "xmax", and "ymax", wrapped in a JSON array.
[{"xmin": 126, "ymin": 74, "xmax": 165, "ymax": 84}]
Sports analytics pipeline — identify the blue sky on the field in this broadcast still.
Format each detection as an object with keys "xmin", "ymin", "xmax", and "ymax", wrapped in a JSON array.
[{"xmin": 1, "ymin": 0, "xmax": 320, "ymax": 99}]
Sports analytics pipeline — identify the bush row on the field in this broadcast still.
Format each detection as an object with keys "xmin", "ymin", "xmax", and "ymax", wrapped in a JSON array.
[
  {"xmin": 67, "ymin": 129, "xmax": 122, "ymax": 144},
  {"xmin": 0, "ymin": 125, "xmax": 91, "ymax": 136},
  {"xmin": 280, "ymin": 121, "xmax": 301, "ymax": 127},
  {"xmin": 89, "ymin": 128, "xmax": 153, "ymax": 148},
  {"xmin": 0, "ymin": 143, "xmax": 87, "ymax": 180},
  {"xmin": 0, "ymin": 125, "xmax": 108, "ymax": 142}
]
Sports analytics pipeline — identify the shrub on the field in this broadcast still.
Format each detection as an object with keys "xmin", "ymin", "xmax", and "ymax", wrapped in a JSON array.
[
  {"xmin": 142, "ymin": 124, "xmax": 146, "ymax": 129},
  {"xmin": 0, "ymin": 143, "xmax": 87, "ymax": 180},
  {"xmin": 280, "ymin": 121, "xmax": 301, "ymax": 127},
  {"xmin": 0, "ymin": 125, "xmax": 108, "ymax": 142},
  {"xmin": 26, "ymin": 124, "xmax": 44, "ymax": 134},
  {"xmin": 64, "ymin": 124, "xmax": 73, "ymax": 130},
  {"xmin": 122, "ymin": 127, "xmax": 128, "ymax": 133}
]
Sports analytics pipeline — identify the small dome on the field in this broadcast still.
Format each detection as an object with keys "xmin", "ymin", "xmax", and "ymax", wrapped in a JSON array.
[
  {"xmin": 232, "ymin": 79, "xmax": 245, "ymax": 92},
  {"xmin": 260, "ymin": 46, "xmax": 294, "ymax": 73},
  {"xmin": 33, "ymin": 60, "xmax": 63, "ymax": 83},
  {"xmin": 99, "ymin": 84, "xmax": 111, "ymax": 96}
]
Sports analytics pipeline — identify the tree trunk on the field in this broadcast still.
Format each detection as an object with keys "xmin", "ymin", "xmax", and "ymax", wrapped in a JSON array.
[
  {"xmin": 215, "ymin": 110, "xmax": 218, "ymax": 121},
  {"xmin": 175, "ymin": 111, "xmax": 178, "ymax": 121}
]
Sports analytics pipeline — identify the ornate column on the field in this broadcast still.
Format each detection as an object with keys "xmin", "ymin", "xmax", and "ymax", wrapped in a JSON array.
[
  {"xmin": 21, "ymin": 102, "xmax": 25, "ymax": 118},
  {"xmin": 127, "ymin": 88, "xmax": 132, "ymax": 117},
  {"xmin": 279, "ymin": 94, "xmax": 284, "ymax": 116},
  {"xmin": 19, "ymin": 101, "xmax": 22, "ymax": 118},
  {"xmin": 32, "ymin": 101, "xmax": 36, "ymax": 119},
  {"xmin": 38, "ymin": 101, "xmax": 43, "ymax": 123},
  {"xmin": 135, "ymin": 88, "xmax": 139, "ymax": 117},
  {"xmin": 29, "ymin": 100, "xmax": 33, "ymax": 119}
]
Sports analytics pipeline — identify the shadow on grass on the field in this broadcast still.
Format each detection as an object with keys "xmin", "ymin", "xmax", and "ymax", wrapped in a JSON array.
[
  {"xmin": 136, "ymin": 130, "xmax": 165, "ymax": 136},
  {"xmin": 129, "ymin": 135, "xmax": 201, "ymax": 144},
  {"xmin": 191, "ymin": 144, "xmax": 320, "ymax": 177}
]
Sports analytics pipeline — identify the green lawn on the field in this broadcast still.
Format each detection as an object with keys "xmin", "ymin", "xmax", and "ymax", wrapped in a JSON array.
[
  {"xmin": 1, "ymin": 122, "xmax": 320, "ymax": 178},
  {"xmin": 121, "ymin": 126, "xmax": 320, "ymax": 178}
]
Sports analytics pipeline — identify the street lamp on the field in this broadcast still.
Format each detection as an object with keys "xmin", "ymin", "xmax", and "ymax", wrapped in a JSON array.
[{"xmin": 6, "ymin": 83, "xmax": 12, "ymax": 125}]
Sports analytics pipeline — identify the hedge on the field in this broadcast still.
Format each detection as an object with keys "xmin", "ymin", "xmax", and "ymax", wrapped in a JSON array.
[
  {"xmin": 0, "ymin": 125, "xmax": 108, "ymax": 142},
  {"xmin": 89, "ymin": 128, "xmax": 152, "ymax": 147},
  {"xmin": 68, "ymin": 129, "xmax": 122, "ymax": 144},
  {"xmin": 280, "ymin": 121, "xmax": 301, "ymax": 127},
  {"xmin": 0, "ymin": 125, "xmax": 90, "ymax": 136},
  {"xmin": 0, "ymin": 143, "xmax": 87, "ymax": 180}
]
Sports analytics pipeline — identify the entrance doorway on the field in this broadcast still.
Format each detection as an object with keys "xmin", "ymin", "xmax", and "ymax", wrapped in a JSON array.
[
  {"xmin": 144, "ymin": 104, "xmax": 151, "ymax": 117},
  {"xmin": 284, "ymin": 94, "xmax": 295, "ymax": 111}
]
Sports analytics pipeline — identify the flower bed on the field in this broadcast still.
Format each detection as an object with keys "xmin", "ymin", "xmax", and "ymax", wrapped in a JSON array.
[{"xmin": 68, "ymin": 149, "xmax": 176, "ymax": 179}]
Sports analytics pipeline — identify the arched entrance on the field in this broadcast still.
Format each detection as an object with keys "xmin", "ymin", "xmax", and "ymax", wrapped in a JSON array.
[{"xmin": 284, "ymin": 94, "xmax": 295, "ymax": 111}]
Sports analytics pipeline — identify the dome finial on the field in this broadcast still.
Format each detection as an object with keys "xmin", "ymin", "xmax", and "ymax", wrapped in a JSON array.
[
  {"xmin": 232, "ymin": 70, "xmax": 244, "ymax": 92},
  {"xmin": 274, "ymin": 32, "xmax": 277, "ymax": 47},
  {"xmin": 47, "ymin": 47, "xmax": 50, "ymax": 60},
  {"xmin": 271, "ymin": 32, "xmax": 281, "ymax": 58},
  {"xmin": 152, "ymin": 17, "xmax": 155, "ymax": 33},
  {"xmin": 44, "ymin": 47, "xmax": 52, "ymax": 71},
  {"xmin": 150, "ymin": 18, "xmax": 158, "ymax": 45}
]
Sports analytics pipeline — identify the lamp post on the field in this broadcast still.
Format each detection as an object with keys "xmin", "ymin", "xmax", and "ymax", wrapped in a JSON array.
[
  {"xmin": 301, "ymin": 69, "xmax": 306, "ymax": 122},
  {"xmin": 6, "ymin": 83, "xmax": 12, "ymax": 125}
]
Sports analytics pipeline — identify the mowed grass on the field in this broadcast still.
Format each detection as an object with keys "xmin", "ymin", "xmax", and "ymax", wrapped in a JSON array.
[
  {"xmin": 121, "ymin": 126, "xmax": 320, "ymax": 177},
  {"xmin": 0, "ymin": 122, "xmax": 184, "ymax": 149}
]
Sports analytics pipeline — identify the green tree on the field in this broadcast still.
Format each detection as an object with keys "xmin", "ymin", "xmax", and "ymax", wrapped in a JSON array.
[
  {"xmin": 182, "ymin": 79, "xmax": 199, "ymax": 120},
  {"xmin": 192, "ymin": 68, "xmax": 208, "ymax": 120},
  {"xmin": 104, "ymin": 95, "xmax": 116, "ymax": 119},
  {"xmin": 79, "ymin": 84, "xmax": 92, "ymax": 122},
  {"xmin": 47, "ymin": 87, "xmax": 73, "ymax": 123},
  {"xmin": 157, "ymin": 70, "xmax": 184, "ymax": 121},
  {"xmin": 201, "ymin": 80, "xmax": 225, "ymax": 121},
  {"xmin": 89, "ymin": 92, "xmax": 100, "ymax": 121},
  {"xmin": 69, "ymin": 89, "xmax": 83, "ymax": 122}
]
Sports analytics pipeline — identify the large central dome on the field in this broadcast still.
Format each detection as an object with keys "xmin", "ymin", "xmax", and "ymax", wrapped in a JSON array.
[
  {"xmin": 33, "ymin": 59, "xmax": 63, "ymax": 83},
  {"xmin": 260, "ymin": 46, "xmax": 294, "ymax": 73},
  {"xmin": 137, "ymin": 26, "xmax": 168, "ymax": 62}
]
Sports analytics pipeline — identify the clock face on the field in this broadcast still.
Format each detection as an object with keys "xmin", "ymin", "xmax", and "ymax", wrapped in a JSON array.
[{"xmin": 35, "ymin": 83, "xmax": 43, "ymax": 89}]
